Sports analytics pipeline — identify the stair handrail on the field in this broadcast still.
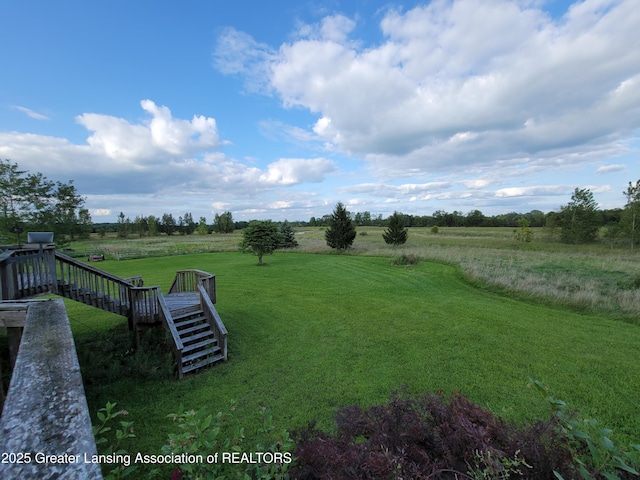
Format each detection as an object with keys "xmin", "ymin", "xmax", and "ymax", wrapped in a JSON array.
[
  {"xmin": 169, "ymin": 269, "xmax": 216, "ymax": 302},
  {"xmin": 54, "ymin": 251, "xmax": 134, "ymax": 318},
  {"xmin": 157, "ymin": 292, "xmax": 185, "ymax": 377},
  {"xmin": 197, "ymin": 284, "xmax": 227, "ymax": 361},
  {"xmin": 55, "ymin": 251, "xmax": 132, "ymax": 287}
]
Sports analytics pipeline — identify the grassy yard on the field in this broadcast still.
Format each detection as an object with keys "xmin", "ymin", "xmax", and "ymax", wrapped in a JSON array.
[{"xmin": 58, "ymin": 248, "xmax": 640, "ymax": 477}]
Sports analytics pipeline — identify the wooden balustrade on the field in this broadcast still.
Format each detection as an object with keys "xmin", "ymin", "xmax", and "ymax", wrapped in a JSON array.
[
  {"xmin": 169, "ymin": 269, "xmax": 216, "ymax": 303},
  {"xmin": 55, "ymin": 251, "xmax": 131, "ymax": 317},
  {"xmin": 198, "ymin": 284, "xmax": 227, "ymax": 361},
  {"xmin": 0, "ymin": 247, "xmax": 57, "ymax": 300},
  {"xmin": 157, "ymin": 293, "xmax": 184, "ymax": 377},
  {"xmin": 129, "ymin": 286, "xmax": 160, "ymax": 325}
]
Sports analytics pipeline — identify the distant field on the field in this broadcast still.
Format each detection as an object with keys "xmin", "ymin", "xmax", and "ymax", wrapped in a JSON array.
[
  {"xmin": 68, "ymin": 227, "xmax": 640, "ymax": 321},
  {"xmin": 58, "ymin": 249, "xmax": 640, "ymax": 466}
]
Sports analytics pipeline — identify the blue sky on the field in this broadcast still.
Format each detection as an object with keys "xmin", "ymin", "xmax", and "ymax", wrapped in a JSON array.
[{"xmin": 1, "ymin": 0, "xmax": 638, "ymax": 223}]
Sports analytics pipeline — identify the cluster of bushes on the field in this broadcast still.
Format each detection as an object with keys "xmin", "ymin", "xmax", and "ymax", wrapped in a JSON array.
[
  {"xmin": 290, "ymin": 386, "xmax": 639, "ymax": 479},
  {"xmin": 96, "ymin": 384, "xmax": 640, "ymax": 479}
]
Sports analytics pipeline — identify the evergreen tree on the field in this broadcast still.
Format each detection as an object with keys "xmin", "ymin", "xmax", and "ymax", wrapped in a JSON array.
[
  {"xmin": 325, "ymin": 202, "xmax": 356, "ymax": 252},
  {"xmin": 239, "ymin": 220, "xmax": 282, "ymax": 264},
  {"xmin": 280, "ymin": 220, "xmax": 298, "ymax": 248},
  {"xmin": 622, "ymin": 179, "xmax": 640, "ymax": 250},
  {"xmin": 382, "ymin": 211, "xmax": 408, "ymax": 246},
  {"xmin": 559, "ymin": 188, "xmax": 600, "ymax": 244}
]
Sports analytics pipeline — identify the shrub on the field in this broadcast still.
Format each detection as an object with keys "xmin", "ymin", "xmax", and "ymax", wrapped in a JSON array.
[
  {"xmin": 392, "ymin": 254, "xmax": 420, "ymax": 266},
  {"xmin": 431, "ymin": 225, "xmax": 440, "ymax": 234},
  {"xmin": 288, "ymin": 389, "xmax": 611, "ymax": 479}
]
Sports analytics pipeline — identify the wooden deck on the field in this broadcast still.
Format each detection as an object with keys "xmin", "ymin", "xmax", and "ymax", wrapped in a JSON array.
[{"xmin": 164, "ymin": 291, "xmax": 200, "ymax": 316}]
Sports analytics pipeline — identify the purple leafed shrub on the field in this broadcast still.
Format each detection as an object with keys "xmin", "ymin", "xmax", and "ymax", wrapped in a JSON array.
[{"xmin": 289, "ymin": 390, "xmax": 577, "ymax": 479}]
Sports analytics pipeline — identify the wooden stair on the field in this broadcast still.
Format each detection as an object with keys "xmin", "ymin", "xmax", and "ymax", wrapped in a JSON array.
[{"xmin": 173, "ymin": 307, "xmax": 224, "ymax": 374}]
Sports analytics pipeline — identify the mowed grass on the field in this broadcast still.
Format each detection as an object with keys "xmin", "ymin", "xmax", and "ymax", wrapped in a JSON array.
[{"xmin": 64, "ymin": 250, "xmax": 640, "ymax": 463}]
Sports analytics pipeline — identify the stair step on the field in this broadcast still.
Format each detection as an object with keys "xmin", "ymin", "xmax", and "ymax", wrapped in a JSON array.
[
  {"xmin": 173, "ymin": 308, "xmax": 204, "ymax": 321},
  {"xmin": 178, "ymin": 322, "xmax": 209, "ymax": 336},
  {"xmin": 181, "ymin": 329, "xmax": 214, "ymax": 343},
  {"xmin": 182, "ymin": 336, "xmax": 217, "ymax": 353},
  {"xmin": 182, "ymin": 352, "xmax": 224, "ymax": 373},
  {"xmin": 174, "ymin": 316, "xmax": 206, "ymax": 329}
]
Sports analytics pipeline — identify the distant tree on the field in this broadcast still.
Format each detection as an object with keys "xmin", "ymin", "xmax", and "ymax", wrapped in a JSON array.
[
  {"xmin": 559, "ymin": 188, "xmax": 600, "ymax": 243},
  {"xmin": 382, "ymin": 211, "xmax": 408, "ymax": 246},
  {"xmin": 280, "ymin": 220, "xmax": 298, "ymax": 248},
  {"xmin": 325, "ymin": 202, "xmax": 356, "ymax": 252},
  {"xmin": 116, "ymin": 212, "xmax": 129, "ymax": 239},
  {"xmin": 603, "ymin": 223, "xmax": 622, "ymax": 249},
  {"xmin": 214, "ymin": 211, "xmax": 234, "ymax": 233},
  {"xmin": 147, "ymin": 215, "xmax": 159, "ymax": 237},
  {"xmin": 514, "ymin": 218, "xmax": 534, "ymax": 243},
  {"xmin": 196, "ymin": 216, "xmax": 209, "ymax": 235},
  {"xmin": 161, "ymin": 213, "xmax": 177, "ymax": 236},
  {"xmin": 465, "ymin": 209, "xmax": 485, "ymax": 227},
  {"xmin": 134, "ymin": 215, "xmax": 148, "ymax": 237},
  {"xmin": 239, "ymin": 220, "xmax": 282, "ymax": 264},
  {"xmin": 622, "ymin": 179, "xmax": 640, "ymax": 250},
  {"xmin": 182, "ymin": 212, "xmax": 196, "ymax": 235}
]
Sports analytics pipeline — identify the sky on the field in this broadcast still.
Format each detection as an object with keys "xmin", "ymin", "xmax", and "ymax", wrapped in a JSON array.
[{"xmin": 1, "ymin": 0, "xmax": 639, "ymax": 223}]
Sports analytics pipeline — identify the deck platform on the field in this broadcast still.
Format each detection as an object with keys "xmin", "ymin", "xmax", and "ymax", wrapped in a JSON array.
[{"xmin": 164, "ymin": 292, "xmax": 200, "ymax": 316}]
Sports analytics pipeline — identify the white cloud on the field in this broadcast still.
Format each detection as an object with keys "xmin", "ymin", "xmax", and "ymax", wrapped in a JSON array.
[
  {"xmin": 596, "ymin": 164, "xmax": 625, "ymax": 174},
  {"xmin": 219, "ymin": 0, "xmax": 640, "ymax": 177},
  {"xmin": 91, "ymin": 209, "xmax": 112, "ymax": 216},
  {"xmin": 12, "ymin": 106, "xmax": 50, "ymax": 120},
  {"xmin": 260, "ymin": 158, "xmax": 336, "ymax": 185},
  {"xmin": 76, "ymin": 99, "xmax": 220, "ymax": 162},
  {"xmin": 495, "ymin": 185, "xmax": 569, "ymax": 197}
]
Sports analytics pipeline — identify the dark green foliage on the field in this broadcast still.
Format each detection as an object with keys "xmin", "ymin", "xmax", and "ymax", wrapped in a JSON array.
[
  {"xmin": 213, "ymin": 211, "xmax": 234, "ymax": 233},
  {"xmin": 392, "ymin": 254, "xmax": 419, "ymax": 266},
  {"xmin": 325, "ymin": 202, "xmax": 356, "ymax": 252},
  {"xmin": 239, "ymin": 220, "xmax": 282, "ymax": 264},
  {"xmin": 290, "ymin": 390, "xmax": 576, "ymax": 479},
  {"xmin": 560, "ymin": 188, "xmax": 601, "ymax": 243},
  {"xmin": 0, "ymin": 159, "xmax": 91, "ymax": 244},
  {"xmin": 382, "ymin": 211, "xmax": 409, "ymax": 246},
  {"xmin": 279, "ymin": 219, "xmax": 298, "ymax": 248},
  {"xmin": 622, "ymin": 179, "xmax": 640, "ymax": 250}
]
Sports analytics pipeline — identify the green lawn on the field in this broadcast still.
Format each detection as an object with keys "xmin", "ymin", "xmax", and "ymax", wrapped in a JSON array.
[{"xmin": 63, "ymin": 250, "xmax": 640, "ymax": 469}]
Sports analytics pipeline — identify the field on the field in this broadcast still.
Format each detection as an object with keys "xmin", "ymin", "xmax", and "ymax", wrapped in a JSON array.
[{"xmin": 6, "ymin": 227, "xmax": 640, "ymax": 476}]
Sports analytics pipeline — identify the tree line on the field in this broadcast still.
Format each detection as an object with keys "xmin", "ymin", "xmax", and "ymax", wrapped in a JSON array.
[
  {"xmin": 2, "ymin": 160, "xmax": 638, "ymax": 250},
  {"xmin": 0, "ymin": 159, "xmax": 91, "ymax": 245}
]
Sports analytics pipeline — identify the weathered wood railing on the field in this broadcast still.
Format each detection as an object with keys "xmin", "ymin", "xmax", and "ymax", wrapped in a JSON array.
[
  {"xmin": 157, "ymin": 293, "xmax": 184, "ymax": 376},
  {"xmin": 169, "ymin": 269, "xmax": 216, "ymax": 303},
  {"xmin": 0, "ymin": 299, "xmax": 102, "ymax": 479},
  {"xmin": 129, "ymin": 285, "xmax": 160, "ymax": 324},
  {"xmin": 198, "ymin": 284, "xmax": 227, "ymax": 362},
  {"xmin": 0, "ymin": 247, "xmax": 57, "ymax": 300},
  {"xmin": 55, "ymin": 251, "xmax": 132, "ymax": 318}
]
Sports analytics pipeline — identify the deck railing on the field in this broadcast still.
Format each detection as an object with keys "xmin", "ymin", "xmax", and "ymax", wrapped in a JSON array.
[
  {"xmin": 157, "ymin": 293, "xmax": 185, "ymax": 377},
  {"xmin": 0, "ymin": 247, "xmax": 57, "ymax": 300},
  {"xmin": 129, "ymin": 285, "xmax": 160, "ymax": 325},
  {"xmin": 198, "ymin": 284, "xmax": 227, "ymax": 361},
  {"xmin": 169, "ymin": 269, "xmax": 216, "ymax": 303},
  {"xmin": 0, "ymin": 299, "xmax": 102, "ymax": 479},
  {"xmin": 55, "ymin": 251, "xmax": 132, "ymax": 317}
]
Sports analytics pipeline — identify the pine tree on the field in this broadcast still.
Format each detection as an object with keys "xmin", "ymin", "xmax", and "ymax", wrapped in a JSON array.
[
  {"xmin": 559, "ymin": 188, "xmax": 600, "ymax": 244},
  {"xmin": 280, "ymin": 220, "xmax": 298, "ymax": 248},
  {"xmin": 382, "ymin": 211, "xmax": 408, "ymax": 246},
  {"xmin": 325, "ymin": 202, "xmax": 356, "ymax": 252},
  {"xmin": 239, "ymin": 220, "xmax": 282, "ymax": 264}
]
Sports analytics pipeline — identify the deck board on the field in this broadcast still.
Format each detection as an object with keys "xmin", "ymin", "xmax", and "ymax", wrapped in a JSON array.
[{"xmin": 164, "ymin": 292, "xmax": 200, "ymax": 314}]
